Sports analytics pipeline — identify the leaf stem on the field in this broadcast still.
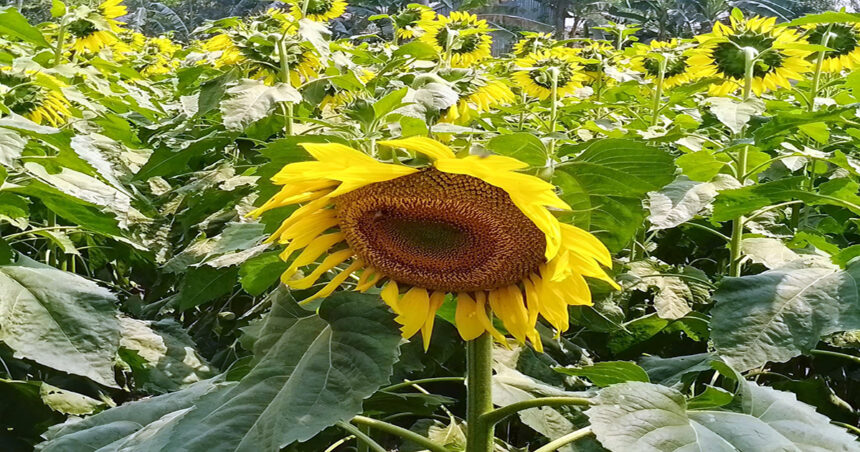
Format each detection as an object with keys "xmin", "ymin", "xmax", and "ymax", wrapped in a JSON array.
[
  {"xmin": 381, "ymin": 376, "xmax": 465, "ymax": 392},
  {"xmin": 466, "ymin": 332, "xmax": 494, "ymax": 452},
  {"xmin": 54, "ymin": 21, "xmax": 67, "ymax": 66},
  {"xmin": 809, "ymin": 25, "xmax": 833, "ymax": 112},
  {"xmin": 683, "ymin": 222, "xmax": 731, "ymax": 243},
  {"xmin": 650, "ymin": 56, "xmax": 667, "ymax": 127},
  {"xmin": 479, "ymin": 396, "xmax": 593, "ymax": 427},
  {"xmin": 337, "ymin": 421, "xmax": 386, "ymax": 452},
  {"xmin": 729, "ymin": 47, "xmax": 756, "ymax": 277},
  {"xmin": 277, "ymin": 36, "xmax": 294, "ymax": 135},
  {"xmin": 533, "ymin": 426, "xmax": 593, "ymax": 452},
  {"xmin": 810, "ymin": 349, "xmax": 860, "ymax": 364},
  {"xmin": 352, "ymin": 416, "xmax": 450, "ymax": 452}
]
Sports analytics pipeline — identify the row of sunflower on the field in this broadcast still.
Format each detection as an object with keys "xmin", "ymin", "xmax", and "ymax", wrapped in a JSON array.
[{"xmin": 2, "ymin": 1, "xmax": 860, "ymax": 450}]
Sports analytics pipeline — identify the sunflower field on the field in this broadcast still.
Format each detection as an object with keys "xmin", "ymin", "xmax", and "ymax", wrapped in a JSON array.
[{"xmin": 1, "ymin": 0, "xmax": 860, "ymax": 450}]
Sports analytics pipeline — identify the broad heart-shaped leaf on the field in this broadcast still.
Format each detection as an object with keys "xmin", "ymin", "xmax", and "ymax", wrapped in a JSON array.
[
  {"xmin": 88, "ymin": 291, "xmax": 402, "ymax": 452},
  {"xmin": 587, "ymin": 381, "xmax": 859, "ymax": 452},
  {"xmin": 0, "ymin": 7, "xmax": 51, "ymax": 48},
  {"xmin": 36, "ymin": 378, "xmax": 230, "ymax": 452},
  {"xmin": 0, "ymin": 256, "xmax": 120, "ymax": 387},
  {"xmin": 0, "ymin": 127, "xmax": 26, "ymax": 165},
  {"xmin": 485, "ymin": 132, "xmax": 547, "ymax": 167},
  {"xmin": 705, "ymin": 97, "xmax": 764, "ymax": 134},
  {"xmin": 647, "ymin": 176, "xmax": 718, "ymax": 231},
  {"xmin": 220, "ymin": 79, "xmax": 301, "ymax": 131},
  {"xmin": 555, "ymin": 139, "xmax": 675, "ymax": 252},
  {"xmin": 711, "ymin": 257, "xmax": 860, "ymax": 371}
]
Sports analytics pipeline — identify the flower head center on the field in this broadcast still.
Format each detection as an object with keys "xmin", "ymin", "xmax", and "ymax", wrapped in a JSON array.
[
  {"xmin": 809, "ymin": 24, "xmax": 859, "ymax": 57},
  {"xmin": 712, "ymin": 32, "xmax": 784, "ymax": 79}
]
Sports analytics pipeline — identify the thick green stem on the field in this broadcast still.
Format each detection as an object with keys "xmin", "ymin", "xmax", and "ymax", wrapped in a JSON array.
[
  {"xmin": 381, "ymin": 376, "xmax": 465, "ymax": 392},
  {"xmin": 337, "ymin": 421, "xmax": 385, "ymax": 452},
  {"xmin": 729, "ymin": 47, "xmax": 756, "ymax": 277},
  {"xmin": 533, "ymin": 426, "xmax": 593, "ymax": 452},
  {"xmin": 650, "ymin": 57, "xmax": 667, "ymax": 126},
  {"xmin": 809, "ymin": 25, "xmax": 833, "ymax": 112},
  {"xmin": 466, "ymin": 333, "xmax": 494, "ymax": 452},
  {"xmin": 277, "ymin": 37, "xmax": 294, "ymax": 135},
  {"xmin": 810, "ymin": 349, "xmax": 860, "ymax": 364},
  {"xmin": 352, "ymin": 416, "xmax": 449, "ymax": 452},
  {"xmin": 53, "ymin": 22, "xmax": 67, "ymax": 66}
]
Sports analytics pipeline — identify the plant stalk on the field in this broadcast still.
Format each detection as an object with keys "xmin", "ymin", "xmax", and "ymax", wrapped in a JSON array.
[
  {"xmin": 650, "ymin": 56, "xmax": 667, "ymax": 126},
  {"xmin": 729, "ymin": 47, "xmax": 756, "ymax": 277},
  {"xmin": 465, "ymin": 332, "xmax": 494, "ymax": 452},
  {"xmin": 352, "ymin": 416, "xmax": 449, "ymax": 452},
  {"xmin": 808, "ymin": 25, "xmax": 833, "ymax": 112},
  {"xmin": 277, "ymin": 37, "xmax": 294, "ymax": 135},
  {"xmin": 533, "ymin": 426, "xmax": 593, "ymax": 452},
  {"xmin": 54, "ymin": 21, "xmax": 67, "ymax": 66}
]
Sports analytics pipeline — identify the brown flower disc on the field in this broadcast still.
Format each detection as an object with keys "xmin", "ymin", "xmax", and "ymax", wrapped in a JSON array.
[{"xmin": 334, "ymin": 168, "xmax": 546, "ymax": 292}]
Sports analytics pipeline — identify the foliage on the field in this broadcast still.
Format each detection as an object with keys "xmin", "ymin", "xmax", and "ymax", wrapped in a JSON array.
[{"xmin": 0, "ymin": 1, "xmax": 858, "ymax": 452}]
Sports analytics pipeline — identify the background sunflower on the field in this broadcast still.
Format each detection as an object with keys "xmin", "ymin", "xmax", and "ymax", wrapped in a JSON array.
[
  {"xmin": 421, "ymin": 11, "xmax": 492, "ymax": 68},
  {"xmin": 513, "ymin": 48, "xmax": 586, "ymax": 100},
  {"xmin": 804, "ymin": 23, "xmax": 860, "ymax": 72},
  {"xmin": 688, "ymin": 15, "xmax": 812, "ymax": 96},
  {"xmin": 289, "ymin": 0, "xmax": 347, "ymax": 22},
  {"xmin": 0, "ymin": 70, "xmax": 72, "ymax": 126},
  {"xmin": 630, "ymin": 39, "xmax": 700, "ymax": 89},
  {"xmin": 393, "ymin": 4, "xmax": 437, "ymax": 40},
  {"xmin": 512, "ymin": 32, "xmax": 556, "ymax": 58}
]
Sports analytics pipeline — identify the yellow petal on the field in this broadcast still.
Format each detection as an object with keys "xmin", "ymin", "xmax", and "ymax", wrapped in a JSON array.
[
  {"xmin": 396, "ymin": 287, "xmax": 431, "ymax": 339},
  {"xmin": 421, "ymin": 291, "xmax": 446, "ymax": 350},
  {"xmin": 488, "ymin": 285, "xmax": 529, "ymax": 343},
  {"xmin": 381, "ymin": 280, "xmax": 400, "ymax": 313},
  {"xmin": 304, "ymin": 260, "xmax": 363, "ymax": 302},
  {"xmin": 378, "ymin": 136, "xmax": 457, "ymax": 161},
  {"xmin": 285, "ymin": 249, "xmax": 353, "ymax": 289},
  {"xmin": 455, "ymin": 292, "xmax": 485, "ymax": 340}
]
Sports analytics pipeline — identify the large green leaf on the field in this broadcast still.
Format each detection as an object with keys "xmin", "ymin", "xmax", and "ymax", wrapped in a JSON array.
[
  {"xmin": 712, "ymin": 176, "xmax": 860, "ymax": 221},
  {"xmin": 485, "ymin": 132, "xmax": 547, "ymax": 167},
  {"xmin": 711, "ymin": 257, "xmax": 860, "ymax": 371},
  {"xmin": 555, "ymin": 139, "xmax": 675, "ymax": 251},
  {"xmin": 0, "ymin": 256, "xmax": 120, "ymax": 387},
  {"xmin": 554, "ymin": 361, "xmax": 649, "ymax": 387},
  {"xmin": 0, "ymin": 7, "xmax": 50, "ymax": 48},
  {"xmin": 220, "ymin": 79, "xmax": 301, "ymax": 131},
  {"xmin": 587, "ymin": 381, "xmax": 859, "ymax": 452},
  {"xmin": 37, "ymin": 378, "xmax": 230, "ymax": 452}
]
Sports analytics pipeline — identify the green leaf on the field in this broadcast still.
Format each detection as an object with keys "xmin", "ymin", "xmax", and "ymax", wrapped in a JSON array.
[
  {"xmin": 0, "ymin": 127, "xmax": 26, "ymax": 165},
  {"xmin": 197, "ymin": 68, "xmax": 240, "ymax": 117},
  {"xmin": 607, "ymin": 313, "xmax": 670, "ymax": 353},
  {"xmin": 675, "ymin": 151, "xmax": 726, "ymax": 182},
  {"xmin": 392, "ymin": 41, "xmax": 438, "ymax": 59},
  {"xmin": 92, "ymin": 292, "xmax": 401, "ymax": 451},
  {"xmin": 741, "ymin": 237, "xmax": 800, "ymax": 269},
  {"xmin": 647, "ymin": 176, "xmax": 718, "ymax": 231},
  {"xmin": 786, "ymin": 11, "xmax": 860, "ymax": 25},
  {"xmin": 38, "ymin": 378, "xmax": 229, "ymax": 452},
  {"xmin": 119, "ymin": 317, "xmax": 217, "ymax": 394},
  {"xmin": 50, "ymin": 0, "xmax": 66, "ymax": 17},
  {"xmin": 239, "ymin": 250, "xmax": 288, "ymax": 296},
  {"xmin": 38, "ymin": 382, "xmax": 105, "ymax": 415},
  {"xmin": 555, "ymin": 139, "xmax": 675, "ymax": 251},
  {"xmin": 0, "ymin": 192, "xmax": 30, "ymax": 229},
  {"xmin": 485, "ymin": 132, "xmax": 547, "ymax": 167},
  {"xmin": 706, "ymin": 97, "xmax": 764, "ymax": 134},
  {"xmin": 135, "ymin": 132, "xmax": 232, "ymax": 180},
  {"xmin": 685, "ymin": 385, "xmax": 733, "ymax": 410},
  {"xmin": 712, "ymin": 176, "xmax": 860, "ymax": 222},
  {"xmin": 587, "ymin": 380, "xmax": 858, "ymax": 452},
  {"xmin": 298, "ymin": 18, "xmax": 331, "ymax": 60},
  {"xmin": 752, "ymin": 107, "xmax": 852, "ymax": 149},
  {"xmin": 554, "ymin": 361, "xmax": 649, "ymax": 387},
  {"xmin": 10, "ymin": 181, "xmax": 124, "ymax": 239},
  {"xmin": 177, "ymin": 266, "xmax": 238, "ymax": 311},
  {"xmin": 711, "ymin": 257, "xmax": 860, "ymax": 371},
  {"xmin": 0, "ymin": 256, "xmax": 120, "ymax": 387},
  {"xmin": 0, "ymin": 7, "xmax": 50, "ymax": 48},
  {"xmin": 374, "ymin": 87, "xmax": 409, "ymax": 120},
  {"xmin": 639, "ymin": 353, "xmax": 718, "ymax": 386},
  {"xmin": 0, "ymin": 238, "xmax": 12, "ymax": 265},
  {"xmin": 220, "ymin": 79, "xmax": 300, "ymax": 131}
]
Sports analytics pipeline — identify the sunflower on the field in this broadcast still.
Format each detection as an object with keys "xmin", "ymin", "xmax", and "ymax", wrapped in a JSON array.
[
  {"xmin": 68, "ymin": 19, "xmax": 117, "ymax": 53},
  {"xmin": 0, "ymin": 71, "xmax": 72, "ymax": 126},
  {"xmin": 630, "ymin": 39, "xmax": 699, "ymax": 89},
  {"xmin": 440, "ymin": 79, "xmax": 515, "ymax": 124},
  {"xmin": 575, "ymin": 41, "xmax": 615, "ymax": 85},
  {"xmin": 250, "ymin": 137, "xmax": 616, "ymax": 350},
  {"xmin": 513, "ymin": 49, "xmax": 586, "ymax": 100},
  {"xmin": 512, "ymin": 32, "xmax": 556, "ymax": 58},
  {"xmin": 393, "ymin": 4, "xmax": 437, "ymax": 40},
  {"xmin": 288, "ymin": 0, "xmax": 347, "ymax": 22},
  {"xmin": 100, "ymin": 0, "xmax": 127, "ymax": 31},
  {"xmin": 421, "ymin": 12, "xmax": 492, "ymax": 68},
  {"xmin": 688, "ymin": 15, "xmax": 813, "ymax": 96},
  {"xmin": 804, "ymin": 23, "xmax": 860, "ymax": 72},
  {"xmin": 202, "ymin": 34, "xmax": 244, "ymax": 68}
]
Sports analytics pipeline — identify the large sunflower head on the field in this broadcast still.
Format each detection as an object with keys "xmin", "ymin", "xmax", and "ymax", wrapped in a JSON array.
[
  {"xmin": 440, "ymin": 75, "xmax": 515, "ymax": 124},
  {"xmin": 688, "ymin": 15, "xmax": 813, "ymax": 96},
  {"xmin": 512, "ymin": 48, "xmax": 586, "ymax": 100},
  {"xmin": 575, "ymin": 41, "xmax": 615, "ymax": 85},
  {"xmin": 201, "ymin": 33, "xmax": 245, "ymax": 68},
  {"xmin": 68, "ymin": 18, "xmax": 117, "ymax": 53},
  {"xmin": 630, "ymin": 38, "xmax": 700, "ymax": 89},
  {"xmin": 512, "ymin": 32, "xmax": 556, "ymax": 58},
  {"xmin": 803, "ymin": 23, "xmax": 860, "ymax": 73},
  {"xmin": 0, "ymin": 70, "xmax": 72, "ymax": 126},
  {"xmin": 288, "ymin": 0, "xmax": 347, "ymax": 22},
  {"xmin": 250, "ymin": 137, "xmax": 616, "ymax": 350},
  {"xmin": 421, "ymin": 11, "xmax": 493, "ymax": 68},
  {"xmin": 393, "ymin": 4, "xmax": 437, "ymax": 40}
]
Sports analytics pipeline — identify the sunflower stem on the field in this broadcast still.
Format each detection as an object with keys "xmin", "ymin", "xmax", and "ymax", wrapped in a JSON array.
[
  {"xmin": 809, "ymin": 25, "xmax": 833, "ymax": 113},
  {"xmin": 533, "ymin": 426, "xmax": 593, "ymax": 452},
  {"xmin": 53, "ymin": 21, "xmax": 67, "ymax": 66},
  {"xmin": 300, "ymin": 0, "xmax": 311, "ymax": 18},
  {"xmin": 444, "ymin": 29, "xmax": 456, "ymax": 69},
  {"xmin": 466, "ymin": 332, "xmax": 494, "ymax": 452},
  {"xmin": 650, "ymin": 56, "xmax": 667, "ymax": 127},
  {"xmin": 277, "ymin": 36, "xmax": 294, "ymax": 135},
  {"xmin": 729, "ymin": 47, "xmax": 756, "ymax": 277},
  {"xmin": 352, "ymin": 416, "xmax": 449, "ymax": 452}
]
